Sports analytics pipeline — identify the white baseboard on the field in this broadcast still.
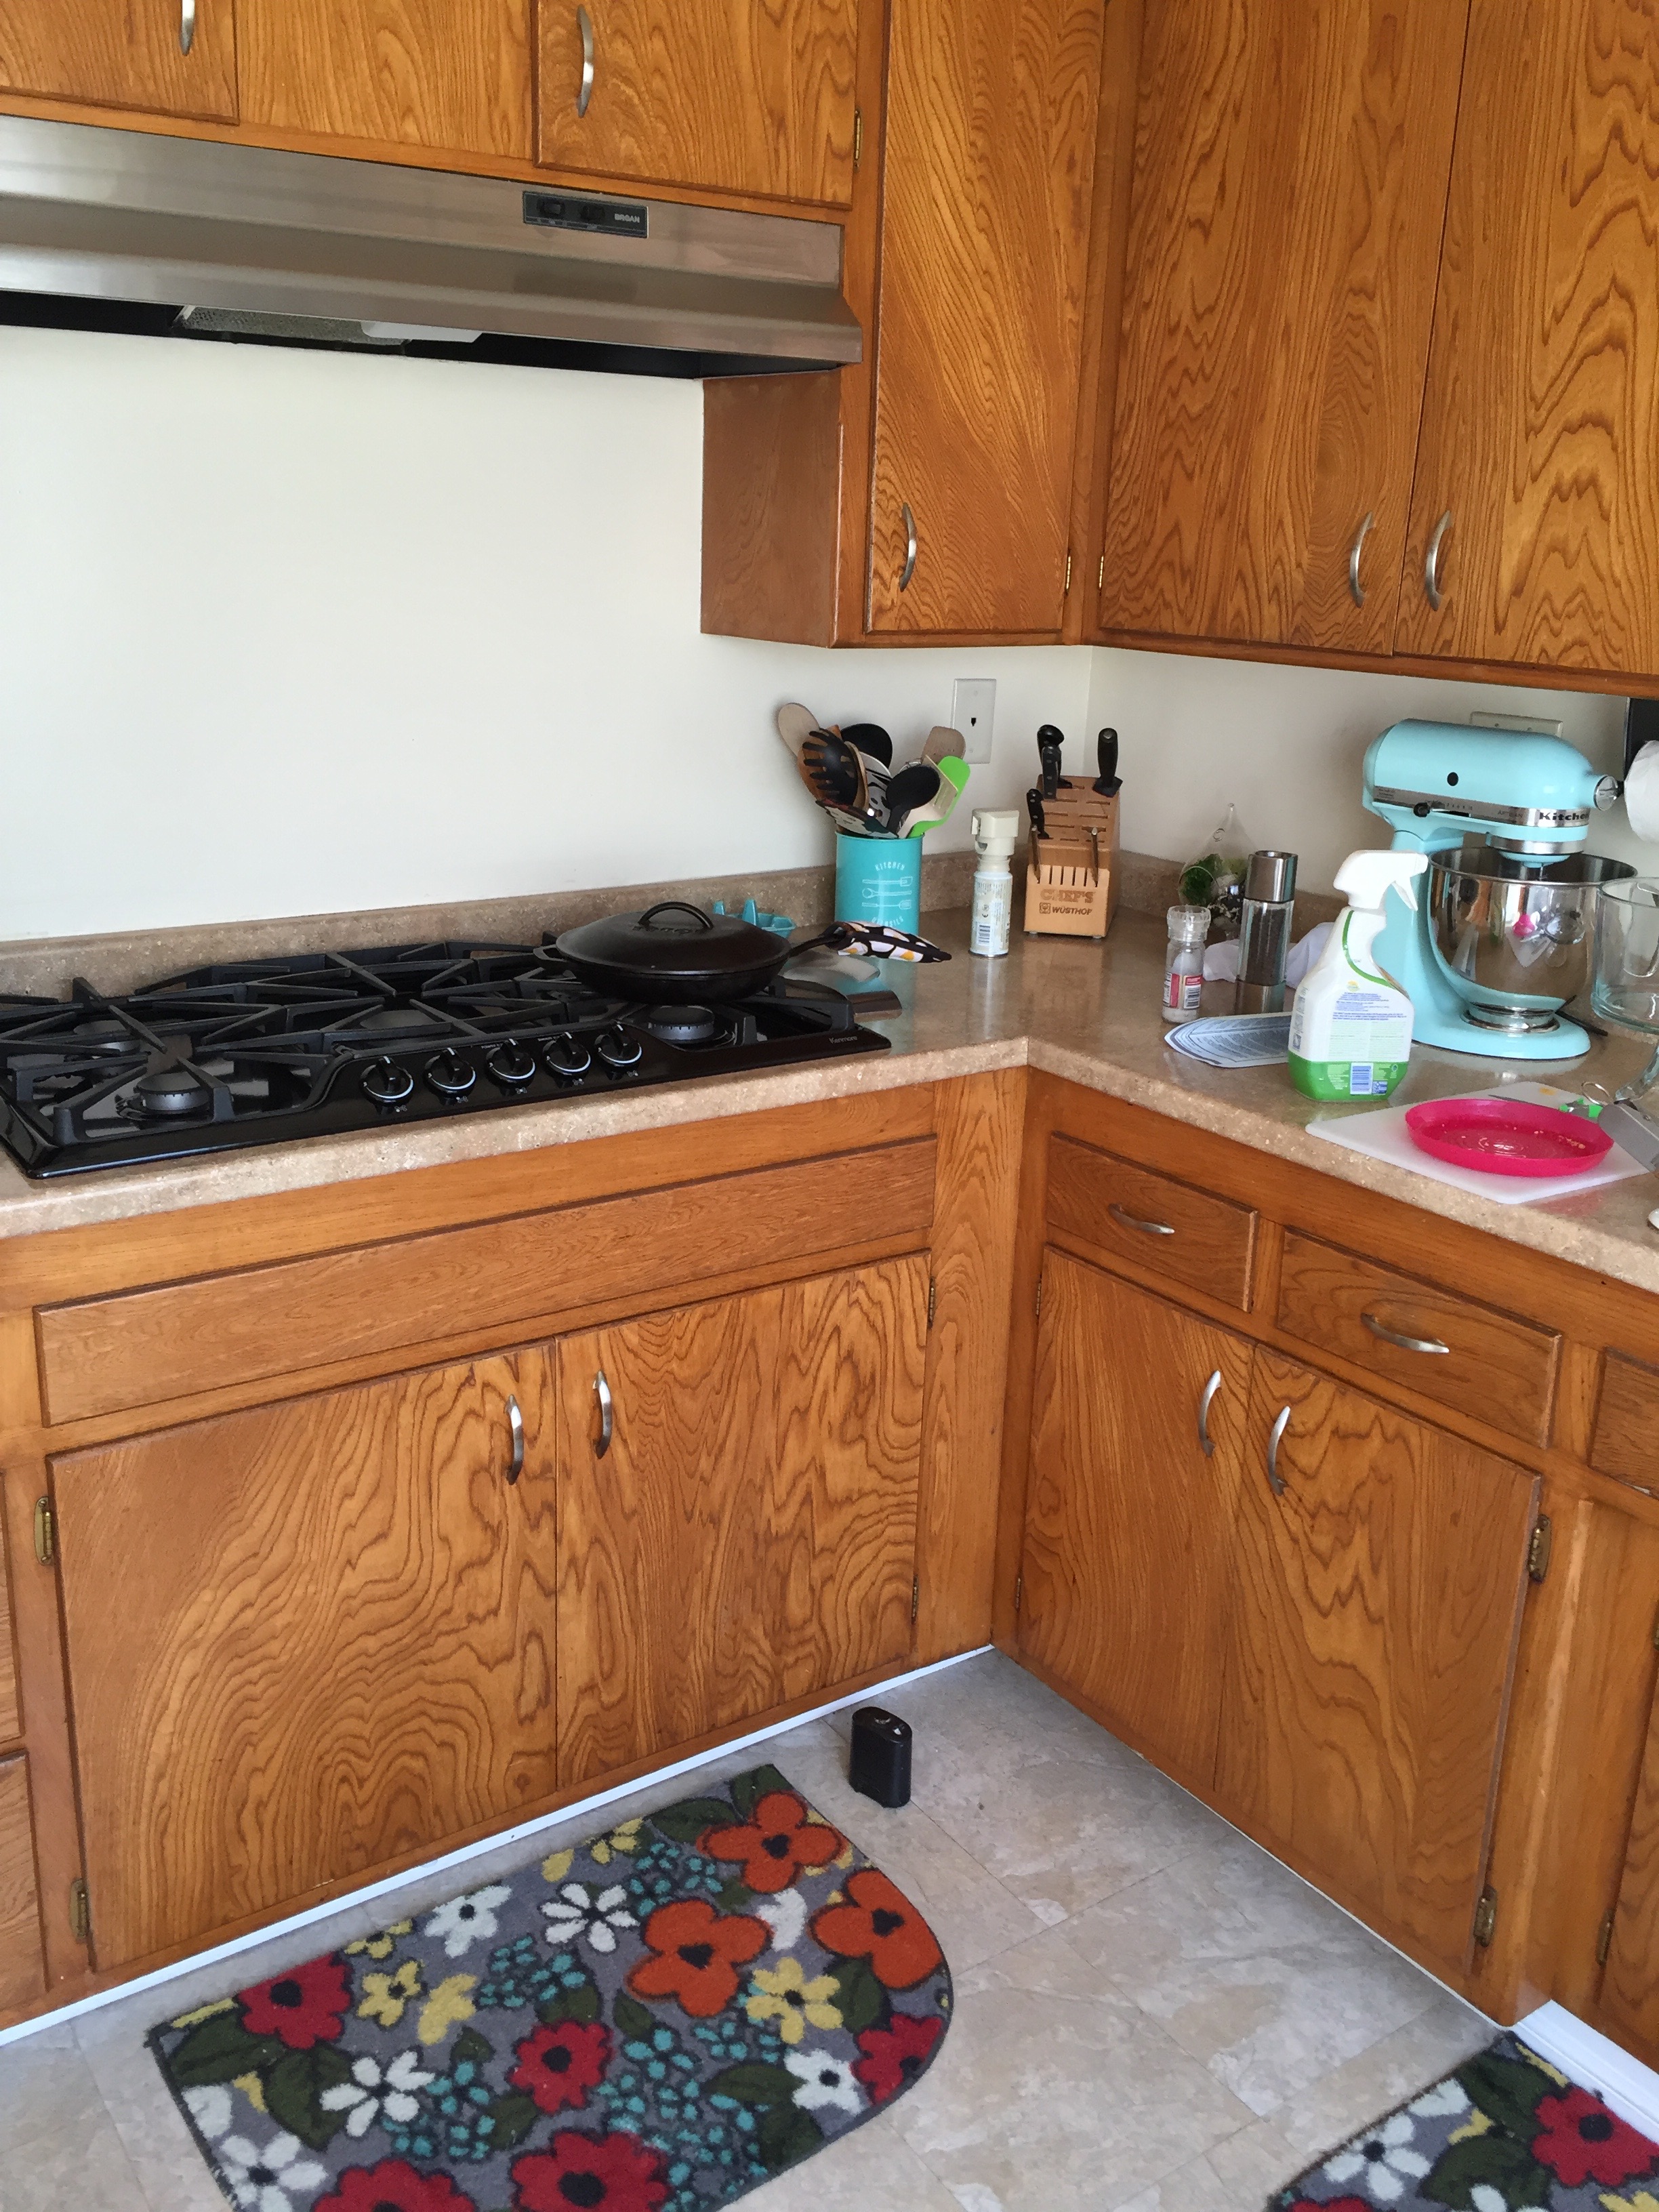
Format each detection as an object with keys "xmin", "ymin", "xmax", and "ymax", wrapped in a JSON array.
[
  {"xmin": 0, "ymin": 1646, "xmax": 988, "ymax": 2052},
  {"xmin": 1518, "ymin": 2000, "xmax": 1659, "ymax": 2142}
]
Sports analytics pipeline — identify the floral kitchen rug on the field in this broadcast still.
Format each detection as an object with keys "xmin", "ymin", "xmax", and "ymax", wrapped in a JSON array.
[
  {"xmin": 148, "ymin": 1761, "xmax": 951, "ymax": 2212},
  {"xmin": 1271, "ymin": 2030, "xmax": 1659, "ymax": 2210}
]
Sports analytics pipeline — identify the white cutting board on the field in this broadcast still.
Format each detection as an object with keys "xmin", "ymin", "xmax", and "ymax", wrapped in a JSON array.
[{"xmin": 1306, "ymin": 1082, "xmax": 1653, "ymax": 1205}]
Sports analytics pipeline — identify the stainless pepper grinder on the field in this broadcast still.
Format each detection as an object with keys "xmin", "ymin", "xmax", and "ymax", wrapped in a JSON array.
[{"xmin": 1235, "ymin": 851, "xmax": 1298, "ymax": 1013}]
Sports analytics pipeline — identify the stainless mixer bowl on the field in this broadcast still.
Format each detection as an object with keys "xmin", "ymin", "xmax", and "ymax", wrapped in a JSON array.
[{"xmin": 1427, "ymin": 849, "xmax": 1638, "ymax": 1026}]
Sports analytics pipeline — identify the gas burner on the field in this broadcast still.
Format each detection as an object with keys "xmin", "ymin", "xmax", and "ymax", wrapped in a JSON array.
[
  {"xmin": 641, "ymin": 1004, "xmax": 726, "ymax": 1046},
  {"xmin": 131, "ymin": 1063, "xmax": 212, "ymax": 1117}
]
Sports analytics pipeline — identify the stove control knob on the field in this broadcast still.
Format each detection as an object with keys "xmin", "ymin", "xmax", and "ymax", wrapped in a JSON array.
[
  {"xmin": 594, "ymin": 1026, "xmax": 644, "ymax": 1073},
  {"xmin": 486, "ymin": 1040, "xmax": 538, "ymax": 1088},
  {"xmin": 546, "ymin": 1031, "xmax": 593, "ymax": 1080},
  {"xmin": 424, "ymin": 1048, "xmax": 478, "ymax": 1098},
  {"xmin": 362, "ymin": 1057, "xmax": 415, "ymax": 1106}
]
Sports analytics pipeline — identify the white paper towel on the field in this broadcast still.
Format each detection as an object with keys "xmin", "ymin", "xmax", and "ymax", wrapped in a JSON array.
[{"xmin": 1626, "ymin": 740, "xmax": 1659, "ymax": 842}]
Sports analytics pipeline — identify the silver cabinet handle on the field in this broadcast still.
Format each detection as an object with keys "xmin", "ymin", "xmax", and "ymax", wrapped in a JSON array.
[
  {"xmin": 1425, "ymin": 509, "xmax": 1452, "ymax": 610},
  {"xmin": 594, "ymin": 1368, "xmax": 613, "ymax": 1457},
  {"xmin": 1348, "ymin": 511, "xmax": 1374, "ymax": 608},
  {"xmin": 899, "ymin": 504, "xmax": 918, "ymax": 592},
  {"xmin": 506, "ymin": 1394, "xmax": 524, "ymax": 1483},
  {"xmin": 180, "ymin": 0, "xmax": 196, "ymax": 55},
  {"xmin": 1197, "ymin": 1369, "xmax": 1222, "ymax": 1458},
  {"xmin": 1109, "ymin": 1202, "xmax": 1175, "ymax": 1237},
  {"xmin": 1266, "ymin": 1405, "xmax": 1291, "ymax": 1496},
  {"xmin": 1362, "ymin": 1310, "xmax": 1451, "ymax": 1357},
  {"xmin": 575, "ymin": 7, "xmax": 595, "ymax": 115}
]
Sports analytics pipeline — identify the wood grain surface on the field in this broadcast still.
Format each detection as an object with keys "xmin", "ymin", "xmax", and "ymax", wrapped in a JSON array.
[
  {"xmin": 37, "ymin": 1140, "xmax": 937, "ymax": 1425},
  {"xmin": 0, "ymin": 1473, "xmax": 16, "ymax": 1746},
  {"xmin": 0, "ymin": 1756, "xmax": 43, "ymax": 2013},
  {"xmin": 1276, "ymin": 1230, "xmax": 1561, "ymax": 1446},
  {"xmin": 1593, "ymin": 1351, "xmax": 1659, "ymax": 1490},
  {"xmin": 1099, "ymin": 0, "xmax": 1467, "ymax": 651},
  {"xmin": 1218, "ymin": 1348, "xmax": 1538, "ymax": 1974},
  {"xmin": 240, "ymin": 0, "xmax": 531, "ymax": 159},
  {"xmin": 54, "ymin": 1349, "xmax": 558, "ymax": 1969},
  {"xmin": 865, "ymin": 0, "xmax": 1101, "ymax": 633},
  {"xmin": 1397, "ymin": 0, "xmax": 1659, "ymax": 674},
  {"xmin": 538, "ymin": 0, "xmax": 858, "ymax": 205},
  {"xmin": 1046, "ymin": 1132, "xmax": 1256, "ymax": 1309},
  {"xmin": 0, "ymin": 0, "xmax": 236, "ymax": 119},
  {"xmin": 701, "ymin": 371, "xmax": 843, "ymax": 646},
  {"xmin": 556, "ymin": 1258, "xmax": 926, "ymax": 1786},
  {"xmin": 1020, "ymin": 1253, "xmax": 1252, "ymax": 1785},
  {"xmin": 1601, "ymin": 1630, "xmax": 1659, "ymax": 2045}
]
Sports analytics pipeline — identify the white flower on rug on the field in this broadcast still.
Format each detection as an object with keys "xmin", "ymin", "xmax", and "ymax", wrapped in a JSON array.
[
  {"xmin": 785, "ymin": 2047, "xmax": 862, "ymax": 2116},
  {"xmin": 182, "ymin": 2083, "xmax": 233, "ymax": 2141},
  {"xmin": 755, "ymin": 1888, "xmax": 807, "ymax": 1952},
  {"xmin": 218, "ymin": 2128, "xmax": 328, "ymax": 2212},
  {"xmin": 1322, "ymin": 2112, "xmax": 1432, "ymax": 2203},
  {"xmin": 1409, "ymin": 2076, "xmax": 1471, "ymax": 2121},
  {"xmin": 319, "ymin": 2049, "xmax": 434, "ymax": 2137},
  {"xmin": 1469, "ymin": 2190, "xmax": 1547, "ymax": 2212},
  {"xmin": 541, "ymin": 1881, "xmax": 638, "ymax": 1955},
  {"xmin": 423, "ymin": 1883, "xmax": 512, "ymax": 1959}
]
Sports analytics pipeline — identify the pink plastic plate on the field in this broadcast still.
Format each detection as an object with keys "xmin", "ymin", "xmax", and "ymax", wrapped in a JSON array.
[{"xmin": 1404, "ymin": 1097, "xmax": 1614, "ymax": 1179}]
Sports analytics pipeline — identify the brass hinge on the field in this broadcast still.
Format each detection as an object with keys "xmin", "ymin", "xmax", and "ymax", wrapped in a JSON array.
[
  {"xmin": 1014, "ymin": 1572, "xmax": 1023, "ymax": 1613},
  {"xmin": 1035, "ymin": 1275, "xmax": 1044, "ymax": 1322},
  {"xmin": 853, "ymin": 108, "xmax": 863, "ymax": 169},
  {"xmin": 1064, "ymin": 552, "xmax": 1073, "ymax": 594},
  {"xmin": 927, "ymin": 1277, "xmax": 937, "ymax": 1330},
  {"xmin": 1598, "ymin": 1910, "xmax": 1616, "ymax": 1967},
  {"xmin": 1473, "ymin": 1886, "xmax": 1498, "ymax": 1947},
  {"xmin": 1528, "ymin": 1515, "xmax": 1553, "ymax": 1584},
  {"xmin": 33, "ymin": 1496, "xmax": 54, "ymax": 1566},
  {"xmin": 68, "ymin": 1878, "xmax": 89, "ymax": 1946},
  {"xmin": 910, "ymin": 1576, "xmax": 920, "ymax": 1623},
  {"xmin": 1097, "ymin": 553, "xmax": 1106, "ymax": 592}
]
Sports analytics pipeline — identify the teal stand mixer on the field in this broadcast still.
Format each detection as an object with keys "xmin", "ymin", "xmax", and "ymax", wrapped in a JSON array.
[{"xmin": 1362, "ymin": 720, "xmax": 1632, "ymax": 1061}]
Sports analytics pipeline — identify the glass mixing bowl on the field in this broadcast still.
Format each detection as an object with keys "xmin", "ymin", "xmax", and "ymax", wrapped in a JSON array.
[
  {"xmin": 1593, "ymin": 874, "xmax": 1659, "ymax": 1096},
  {"xmin": 1428, "ymin": 848, "xmax": 1638, "ymax": 1029}
]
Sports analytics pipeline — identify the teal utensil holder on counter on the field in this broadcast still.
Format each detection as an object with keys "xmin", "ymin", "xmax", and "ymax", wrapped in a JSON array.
[{"xmin": 835, "ymin": 834, "xmax": 921, "ymax": 933}]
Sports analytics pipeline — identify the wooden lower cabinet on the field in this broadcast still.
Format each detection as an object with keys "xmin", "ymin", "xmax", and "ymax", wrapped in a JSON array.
[
  {"xmin": 1600, "ymin": 1668, "xmax": 1659, "ymax": 2052},
  {"xmin": 1019, "ymin": 1254, "xmax": 1250, "ymax": 1784},
  {"xmin": 556, "ymin": 1257, "xmax": 929, "ymax": 1786},
  {"xmin": 54, "ymin": 1347, "xmax": 559, "ymax": 1971},
  {"xmin": 0, "ymin": 1755, "xmax": 44, "ymax": 2011}
]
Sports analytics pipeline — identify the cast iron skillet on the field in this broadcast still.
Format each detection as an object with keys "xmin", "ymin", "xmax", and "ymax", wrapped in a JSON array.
[{"xmin": 554, "ymin": 901, "xmax": 802, "ymax": 1004}]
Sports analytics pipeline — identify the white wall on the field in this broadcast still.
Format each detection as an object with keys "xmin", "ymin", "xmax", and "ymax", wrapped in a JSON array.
[{"xmin": 0, "ymin": 326, "xmax": 1086, "ymax": 941}]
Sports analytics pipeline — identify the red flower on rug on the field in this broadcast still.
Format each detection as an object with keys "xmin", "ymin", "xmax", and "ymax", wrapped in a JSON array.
[
  {"xmin": 626, "ymin": 1898, "xmax": 768, "ymax": 2018},
  {"xmin": 512, "ymin": 2131, "xmax": 670, "ymax": 2211},
  {"xmin": 509, "ymin": 2020, "xmax": 613, "ymax": 2114},
  {"xmin": 852, "ymin": 2010, "xmax": 943, "ymax": 2101},
  {"xmin": 316, "ymin": 2160, "xmax": 477, "ymax": 2212},
  {"xmin": 813, "ymin": 1868, "xmax": 943, "ymax": 1989},
  {"xmin": 700, "ymin": 1792, "xmax": 845, "ymax": 1894},
  {"xmin": 1532, "ymin": 2085, "xmax": 1659, "ymax": 2189},
  {"xmin": 237, "ymin": 1954, "xmax": 352, "ymax": 2049}
]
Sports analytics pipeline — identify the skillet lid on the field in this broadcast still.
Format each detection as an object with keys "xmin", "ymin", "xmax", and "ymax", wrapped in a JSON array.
[{"xmin": 554, "ymin": 900, "xmax": 783, "ymax": 983}]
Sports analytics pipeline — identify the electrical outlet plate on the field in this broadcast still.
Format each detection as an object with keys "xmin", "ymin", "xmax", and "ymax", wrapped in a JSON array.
[{"xmin": 951, "ymin": 678, "xmax": 996, "ymax": 765}]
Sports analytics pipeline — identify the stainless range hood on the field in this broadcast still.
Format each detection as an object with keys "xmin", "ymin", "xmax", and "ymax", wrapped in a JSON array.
[{"xmin": 0, "ymin": 113, "xmax": 862, "ymax": 375}]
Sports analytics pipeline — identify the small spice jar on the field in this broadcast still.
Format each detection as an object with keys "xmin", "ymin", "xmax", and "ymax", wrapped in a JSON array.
[{"xmin": 1162, "ymin": 905, "xmax": 1210, "ymax": 1021}]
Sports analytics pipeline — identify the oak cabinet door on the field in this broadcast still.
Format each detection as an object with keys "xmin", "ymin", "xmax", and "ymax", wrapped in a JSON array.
[
  {"xmin": 1098, "ymin": 0, "xmax": 1466, "ymax": 652},
  {"xmin": 1396, "ymin": 1, "xmax": 1659, "ymax": 674},
  {"xmin": 54, "ymin": 1349, "xmax": 558, "ymax": 1970},
  {"xmin": 865, "ymin": 0, "xmax": 1101, "ymax": 634},
  {"xmin": 1218, "ymin": 1349, "xmax": 1538, "ymax": 1975},
  {"xmin": 0, "ymin": 1756, "xmax": 44, "ymax": 2014},
  {"xmin": 555, "ymin": 1258, "xmax": 928, "ymax": 1787},
  {"xmin": 1019, "ymin": 1252, "xmax": 1252, "ymax": 1787},
  {"xmin": 0, "ymin": 0, "xmax": 236, "ymax": 120},
  {"xmin": 537, "ymin": 0, "xmax": 859, "ymax": 206},
  {"xmin": 239, "ymin": 0, "xmax": 531, "ymax": 163}
]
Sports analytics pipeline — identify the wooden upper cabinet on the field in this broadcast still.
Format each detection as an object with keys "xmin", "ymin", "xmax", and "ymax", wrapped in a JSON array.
[
  {"xmin": 1020, "ymin": 1254, "xmax": 1252, "ymax": 1788},
  {"xmin": 537, "ymin": 0, "xmax": 859, "ymax": 205},
  {"xmin": 0, "ymin": 0, "xmax": 236, "ymax": 120},
  {"xmin": 1218, "ymin": 1351, "xmax": 1538, "ymax": 1976},
  {"xmin": 54, "ymin": 1347, "xmax": 558, "ymax": 1970},
  {"xmin": 866, "ymin": 0, "xmax": 1101, "ymax": 634},
  {"xmin": 556, "ymin": 1259, "xmax": 927, "ymax": 1787},
  {"xmin": 238, "ymin": 0, "xmax": 531, "ymax": 163},
  {"xmin": 1097, "ymin": 0, "xmax": 1467, "ymax": 652},
  {"xmin": 1397, "ymin": 0, "xmax": 1659, "ymax": 674}
]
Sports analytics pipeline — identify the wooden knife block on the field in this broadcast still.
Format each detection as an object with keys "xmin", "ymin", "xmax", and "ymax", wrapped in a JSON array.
[{"xmin": 1024, "ymin": 788, "xmax": 1121, "ymax": 937}]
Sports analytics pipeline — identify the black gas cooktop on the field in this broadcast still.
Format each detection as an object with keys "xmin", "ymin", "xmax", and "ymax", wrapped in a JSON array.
[{"xmin": 0, "ymin": 939, "xmax": 894, "ymax": 1179}]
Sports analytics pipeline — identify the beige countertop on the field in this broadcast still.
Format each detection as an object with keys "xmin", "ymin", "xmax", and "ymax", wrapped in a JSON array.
[{"xmin": 3, "ymin": 909, "xmax": 1658, "ymax": 1296}]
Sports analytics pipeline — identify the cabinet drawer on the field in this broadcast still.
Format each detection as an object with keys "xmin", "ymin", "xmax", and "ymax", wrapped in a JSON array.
[
  {"xmin": 1593, "ymin": 1353, "xmax": 1659, "ymax": 1491},
  {"xmin": 1275, "ymin": 1231, "xmax": 1559, "ymax": 1446},
  {"xmin": 37, "ymin": 1139, "xmax": 937, "ymax": 1425},
  {"xmin": 1046, "ymin": 1135, "xmax": 1256, "ymax": 1309},
  {"xmin": 0, "ymin": 1756, "xmax": 43, "ymax": 2014}
]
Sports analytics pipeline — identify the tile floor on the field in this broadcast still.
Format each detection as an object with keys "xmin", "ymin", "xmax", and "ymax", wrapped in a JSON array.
[{"xmin": 0, "ymin": 1652, "xmax": 1496, "ymax": 2212}]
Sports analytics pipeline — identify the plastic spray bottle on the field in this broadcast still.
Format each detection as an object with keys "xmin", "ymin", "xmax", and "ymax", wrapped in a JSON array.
[
  {"xmin": 969, "ymin": 809, "xmax": 1019, "ymax": 957},
  {"xmin": 1288, "ymin": 850, "xmax": 1428, "ymax": 1101}
]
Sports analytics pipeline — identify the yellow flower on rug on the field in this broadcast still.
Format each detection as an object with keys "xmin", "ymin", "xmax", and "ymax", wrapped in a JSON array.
[
  {"xmin": 590, "ymin": 1818, "xmax": 644, "ymax": 1866},
  {"xmin": 356, "ymin": 1959, "xmax": 422, "ymax": 2028},
  {"xmin": 745, "ymin": 1956, "xmax": 843, "ymax": 2045},
  {"xmin": 345, "ymin": 1919, "xmax": 411, "ymax": 1962},
  {"xmin": 417, "ymin": 1973, "xmax": 478, "ymax": 2046}
]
